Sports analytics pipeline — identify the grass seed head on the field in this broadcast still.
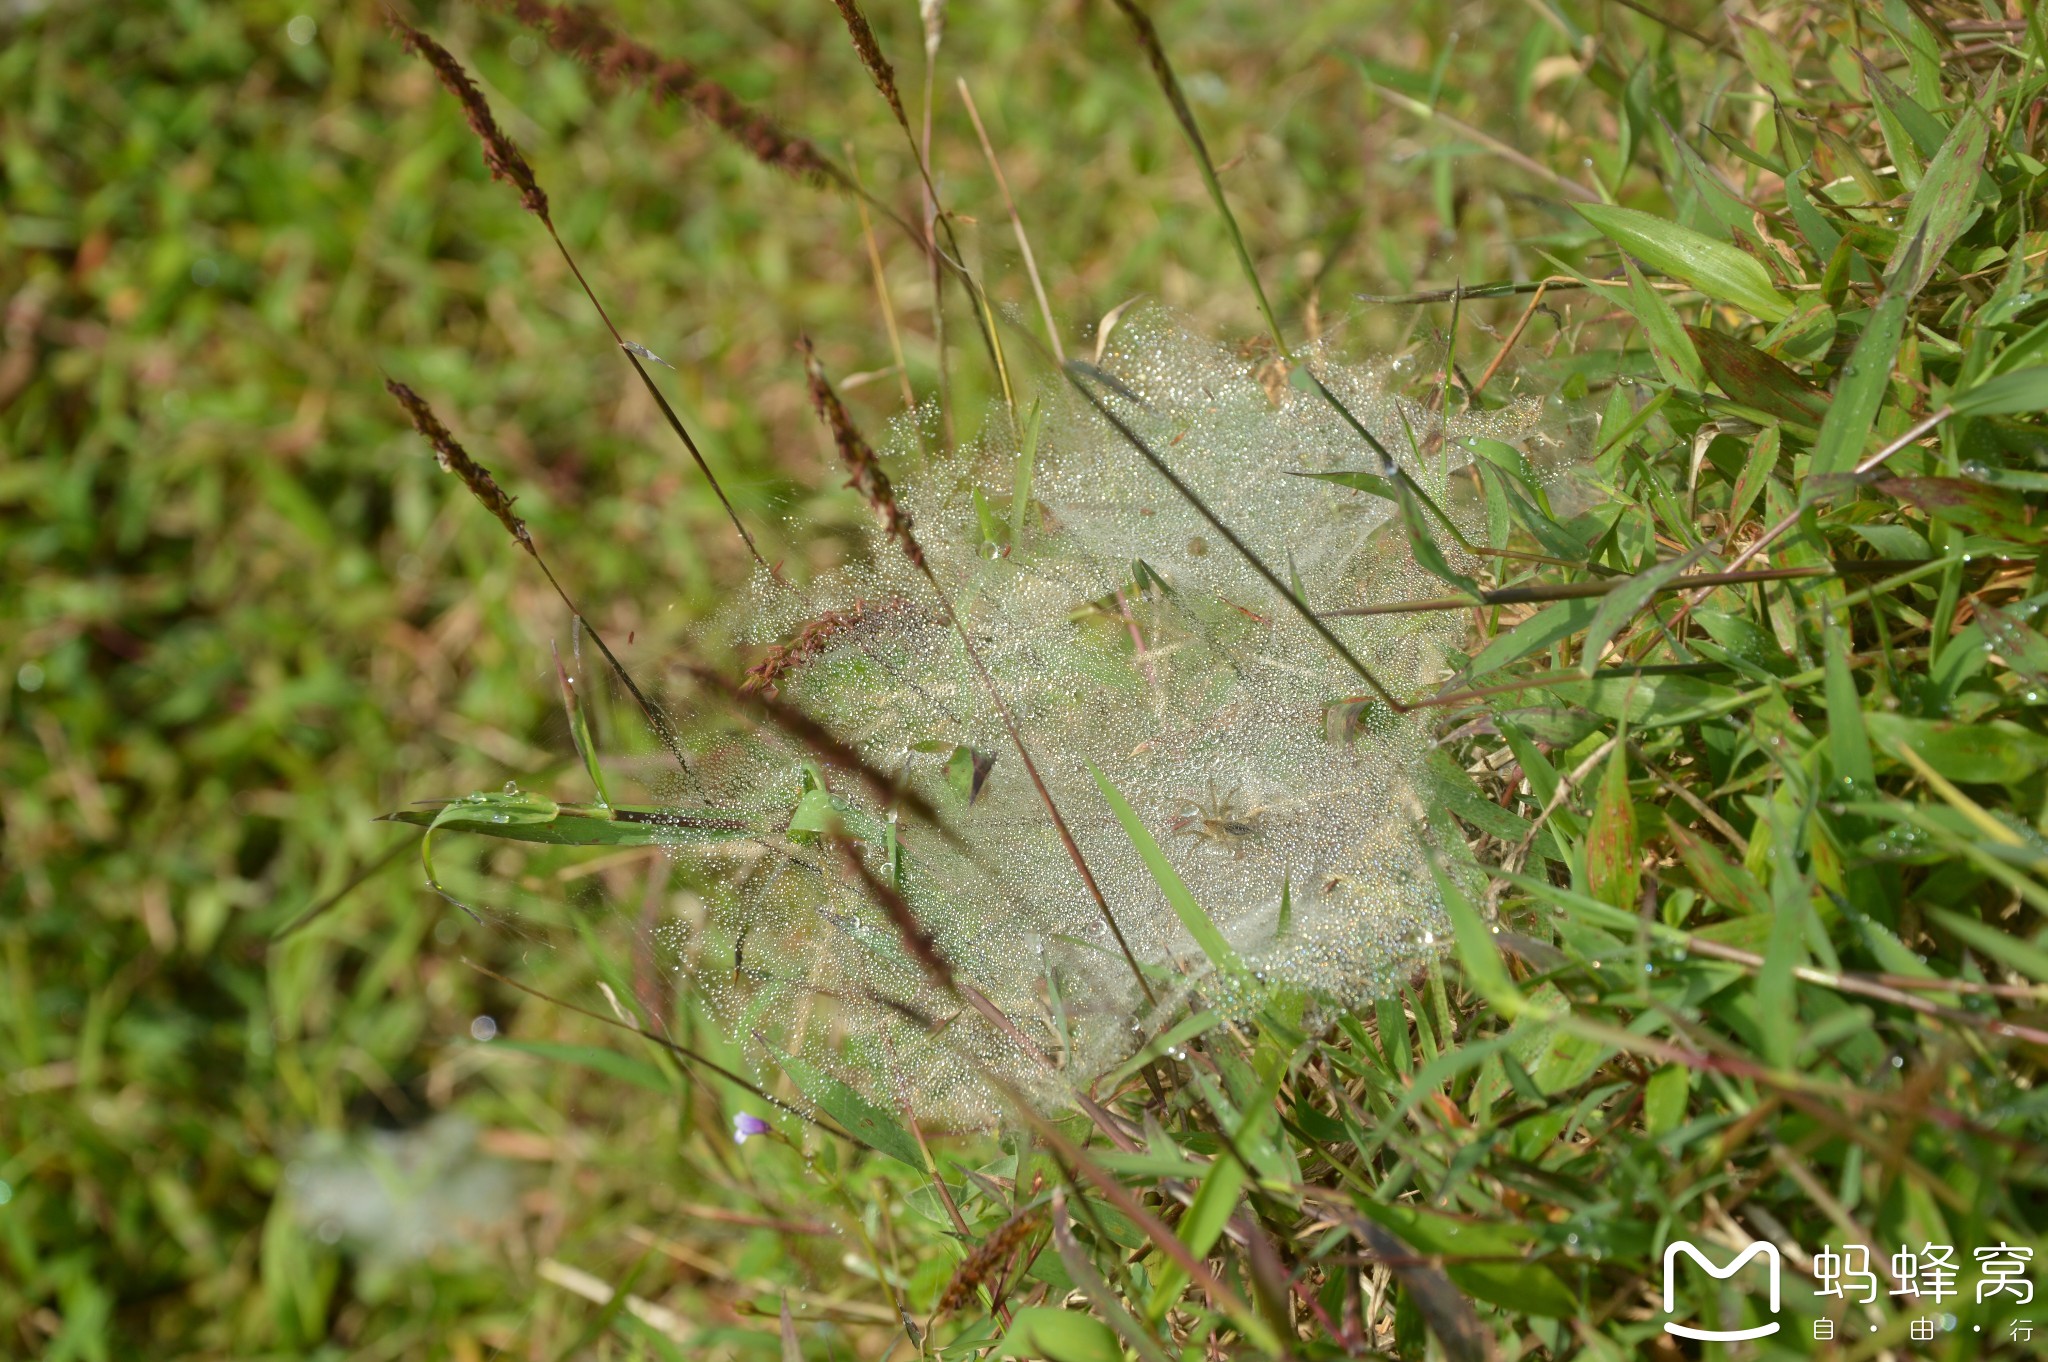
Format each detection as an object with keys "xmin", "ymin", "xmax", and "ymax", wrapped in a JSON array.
[
  {"xmin": 385, "ymin": 379, "xmax": 533, "ymax": 553},
  {"xmin": 827, "ymin": 0, "xmax": 909, "ymax": 131},
  {"xmin": 934, "ymin": 1207, "xmax": 1043, "ymax": 1316},
  {"xmin": 491, "ymin": 0, "xmax": 842, "ymax": 186},
  {"xmin": 799, "ymin": 336, "xmax": 926, "ymax": 570},
  {"xmin": 388, "ymin": 14, "xmax": 550, "ymax": 223}
]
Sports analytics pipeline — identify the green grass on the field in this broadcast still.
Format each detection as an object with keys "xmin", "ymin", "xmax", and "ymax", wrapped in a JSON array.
[{"xmin": 6, "ymin": 0, "xmax": 2047, "ymax": 1359}]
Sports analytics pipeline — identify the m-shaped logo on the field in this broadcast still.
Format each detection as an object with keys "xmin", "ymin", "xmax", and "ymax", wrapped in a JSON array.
[{"xmin": 1664, "ymin": 1241, "xmax": 1782, "ymax": 1341}]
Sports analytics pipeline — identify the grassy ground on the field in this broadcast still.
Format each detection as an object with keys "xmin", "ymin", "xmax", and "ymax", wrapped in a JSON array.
[{"xmin": 5, "ymin": 0, "xmax": 2045, "ymax": 1359}]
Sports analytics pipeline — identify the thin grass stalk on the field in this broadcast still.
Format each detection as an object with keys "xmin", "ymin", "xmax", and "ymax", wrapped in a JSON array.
[
  {"xmin": 822, "ymin": 0, "xmax": 1014, "ymax": 435},
  {"xmin": 958, "ymin": 79, "xmax": 1064, "ymax": 364},
  {"xmin": 847, "ymin": 147, "xmax": 919, "ymax": 415},
  {"xmin": 460, "ymin": 958, "xmax": 806, "ymax": 1117},
  {"xmin": 383, "ymin": 376, "xmax": 695, "ymax": 773},
  {"xmin": 1103, "ymin": 0, "xmax": 1522, "ymax": 569},
  {"xmin": 389, "ymin": 14, "xmax": 766, "ymax": 568},
  {"xmin": 1063, "ymin": 361, "xmax": 1408, "ymax": 711},
  {"xmin": 799, "ymin": 341, "xmax": 1157, "ymax": 1004}
]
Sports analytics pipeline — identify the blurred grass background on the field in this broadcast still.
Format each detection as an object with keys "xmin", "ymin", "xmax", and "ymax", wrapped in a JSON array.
[{"xmin": 3, "ymin": 0, "xmax": 1653, "ymax": 1355}]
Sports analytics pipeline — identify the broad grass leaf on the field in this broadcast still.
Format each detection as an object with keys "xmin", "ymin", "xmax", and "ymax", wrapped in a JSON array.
[
  {"xmin": 1760, "ymin": 298, "xmax": 1838, "ymax": 363},
  {"xmin": 1686, "ymin": 327, "xmax": 1828, "ymax": 426},
  {"xmin": 1396, "ymin": 478, "xmax": 1481, "ymax": 596},
  {"xmin": 1824, "ymin": 617, "xmax": 1875, "ymax": 790},
  {"xmin": 1809, "ymin": 286, "xmax": 1910, "ymax": 476},
  {"xmin": 1952, "ymin": 365, "xmax": 2048, "ymax": 417},
  {"xmin": 1575, "ymin": 202, "xmax": 1794, "ymax": 322},
  {"xmin": 1659, "ymin": 113, "xmax": 1754, "ymax": 240},
  {"xmin": 1429, "ymin": 858, "xmax": 1526, "ymax": 1013},
  {"xmin": 1579, "ymin": 547, "xmax": 1708, "ymax": 675},
  {"xmin": 1877, "ymin": 476, "xmax": 2045, "ymax": 544},
  {"xmin": 1928, "ymin": 908, "xmax": 2048, "ymax": 983},
  {"xmin": 1726, "ymin": 424, "xmax": 1782, "ymax": 530},
  {"xmin": 1087, "ymin": 763, "xmax": 1239, "ymax": 972},
  {"xmin": 1467, "ymin": 597, "xmax": 1600, "ymax": 679},
  {"xmin": 1643, "ymin": 1065, "xmax": 1689, "ymax": 1138},
  {"xmin": 1665, "ymin": 824, "xmax": 1766, "ymax": 912},
  {"xmin": 1866, "ymin": 714, "xmax": 2048, "ymax": 784},
  {"xmin": 996, "ymin": 1307, "xmax": 1123, "ymax": 1362},
  {"xmin": 1620, "ymin": 256, "xmax": 1704, "ymax": 388},
  {"xmin": 1887, "ymin": 103, "xmax": 1991, "ymax": 298},
  {"xmin": 1550, "ymin": 673, "xmax": 1747, "ymax": 728},
  {"xmin": 1427, "ymin": 749, "xmax": 1532, "ymax": 842},
  {"xmin": 772, "ymin": 1049, "xmax": 925, "ymax": 1170},
  {"xmin": 1585, "ymin": 740, "xmax": 1638, "ymax": 909}
]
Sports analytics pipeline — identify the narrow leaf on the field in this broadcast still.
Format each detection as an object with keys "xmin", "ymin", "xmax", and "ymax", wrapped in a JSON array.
[
  {"xmin": 1087, "ymin": 763, "xmax": 1239, "ymax": 972},
  {"xmin": 1575, "ymin": 202, "xmax": 1794, "ymax": 322}
]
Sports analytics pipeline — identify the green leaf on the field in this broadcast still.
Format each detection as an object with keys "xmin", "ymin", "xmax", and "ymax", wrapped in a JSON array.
[
  {"xmin": 1887, "ymin": 103, "xmax": 1990, "ymax": 298},
  {"xmin": 1087, "ymin": 763, "xmax": 1239, "ymax": 972},
  {"xmin": 1727, "ymin": 424, "xmax": 1781, "ymax": 528},
  {"xmin": 1809, "ymin": 286, "xmax": 1909, "ymax": 477},
  {"xmin": 1467, "ymin": 597, "xmax": 1601, "ymax": 679},
  {"xmin": 1866, "ymin": 714, "xmax": 2048, "ymax": 784},
  {"xmin": 1760, "ymin": 298, "xmax": 1838, "ymax": 363},
  {"xmin": 1928, "ymin": 908, "xmax": 2048, "ymax": 984},
  {"xmin": 1548, "ymin": 673, "xmax": 1747, "ymax": 729},
  {"xmin": 1012, "ymin": 399, "xmax": 1043, "ymax": 543},
  {"xmin": 1430, "ymin": 858, "xmax": 1525, "ymax": 1014},
  {"xmin": 1953, "ymin": 365, "xmax": 2048, "ymax": 417},
  {"xmin": 1824, "ymin": 616, "xmax": 1875, "ymax": 791},
  {"xmin": 1620, "ymin": 256, "xmax": 1703, "ymax": 389},
  {"xmin": 996, "ymin": 1308, "xmax": 1124, "ymax": 1362},
  {"xmin": 385, "ymin": 802, "xmax": 751, "ymax": 849},
  {"xmin": 1579, "ymin": 548, "xmax": 1709, "ymax": 676},
  {"xmin": 1643, "ymin": 1064, "xmax": 1690, "ymax": 1138},
  {"xmin": 1299, "ymin": 468, "xmax": 1398, "ymax": 502},
  {"xmin": 771, "ymin": 1049, "xmax": 925, "ymax": 1170},
  {"xmin": 1358, "ymin": 1202, "xmax": 1578, "ymax": 1320},
  {"xmin": 554, "ymin": 645, "xmax": 611, "ymax": 808},
  {"xmin": 1575, "ymin": 202, "xmax": 1794, "ymax": 322},
  {"xmin": 1396, "ymin": 477, "xmax": 1481, "ymax": 597},
  {"xmin": 495, "ymin": 1041, "xmax": 674, "ymax": 1094}
]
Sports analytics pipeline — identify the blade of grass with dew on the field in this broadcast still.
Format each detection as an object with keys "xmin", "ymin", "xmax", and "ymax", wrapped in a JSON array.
[{"xmin": 1086, "ymin": 762, "xmax": 1237, "ymax": 973}]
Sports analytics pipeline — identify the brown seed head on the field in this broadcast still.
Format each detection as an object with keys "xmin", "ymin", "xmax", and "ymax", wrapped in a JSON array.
[
  {"xmin": 741, "ymin": 597, "xmax": 917, "ymax": 698},
  {"xmin": 934, "ymin": 1207, "xmax": 1043, "ymax": 1316},
  {"xmin": 489, "ymin": 0, "xmax": 843, "ymax": 187},
  {"xmin": 797, "ymin": 337, "xmax": 924, "ymax": 570},
  {"xmin": 385, "ymin": 379, "xmax": 533, "ymax": 553},
  {"xmin": 827, "ymin": 0, "xmax": 908, "ymax": 131},
  {"xmin": 389, "ymin": 14, "xmax": 551, "ymax": 222}
]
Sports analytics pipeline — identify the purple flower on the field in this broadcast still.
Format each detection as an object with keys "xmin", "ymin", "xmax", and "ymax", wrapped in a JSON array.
[{"xmin": 732, "ymin": 1112, "xmax": 771, "ymax": 1146}]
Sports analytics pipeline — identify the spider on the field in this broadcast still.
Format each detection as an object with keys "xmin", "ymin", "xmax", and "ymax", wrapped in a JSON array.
[{"xmin": 1170, "ymin": 779, "xmax": 1268, "ymax": 858}]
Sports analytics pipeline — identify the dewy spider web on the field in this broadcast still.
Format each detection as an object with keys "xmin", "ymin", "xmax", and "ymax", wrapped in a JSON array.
[{"xmin": 619, "ymin": 308, "xmax": 1585, "ymax": 1128}]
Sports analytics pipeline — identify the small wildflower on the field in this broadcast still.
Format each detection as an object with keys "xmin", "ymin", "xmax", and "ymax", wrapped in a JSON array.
[{"xmin": 732, "ymin": 1112, "xmax": 771, "ymax": 1145}]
